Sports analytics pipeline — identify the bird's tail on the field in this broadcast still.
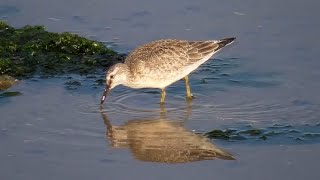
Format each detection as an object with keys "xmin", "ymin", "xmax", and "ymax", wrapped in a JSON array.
[{"xmin": 217, "ymin": 37, "xmax": 236, "ymax": 48}]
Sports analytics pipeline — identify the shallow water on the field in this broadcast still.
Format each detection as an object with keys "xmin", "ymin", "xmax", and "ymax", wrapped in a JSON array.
[{"xmin": 1, "ymin": 0, "xmax": 320, "ymax": 180}]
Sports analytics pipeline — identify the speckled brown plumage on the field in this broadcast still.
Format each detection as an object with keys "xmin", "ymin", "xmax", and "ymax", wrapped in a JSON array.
[{"xmin": 100, "ymin": 37, "xmax": 235, "ymax": 104}]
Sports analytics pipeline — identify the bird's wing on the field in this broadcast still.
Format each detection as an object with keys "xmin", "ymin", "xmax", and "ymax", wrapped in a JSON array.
[
  {"xmin": 124, "ymin": 39, "xmax": 234, "ymax": 78},
  {"xmin": 125, "ymin": 40, "xmax": 189, "ymax": 77},
  {"xmin": 185, "ymin": 41, "xmax": 220, "ymax": 65},
  {"xmin": 185, "ymin": 37, "xmax": 236, "ymax": 65}
]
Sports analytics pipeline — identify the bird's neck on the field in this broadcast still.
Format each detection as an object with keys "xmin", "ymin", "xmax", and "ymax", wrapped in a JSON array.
[
  {"xmin": 119, "ymin": 63, "xmax": 133, "ymax": 86},
  {"xmin": 119, "ymin": 64, "xmax": 142, "ymax": 88}
]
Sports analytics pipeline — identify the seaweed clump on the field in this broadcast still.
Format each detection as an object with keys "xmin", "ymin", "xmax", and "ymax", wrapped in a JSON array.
[
  {"xmin": 0, "ymin": 21, "xmax": 124, "ymax": 78},
  {"xmin": 205, "ymin": 123, "xmax": 320, "ymax": 143},
  {"xmin": 0, "ymin": 75, "xmax": 17, "ymax": 90}
]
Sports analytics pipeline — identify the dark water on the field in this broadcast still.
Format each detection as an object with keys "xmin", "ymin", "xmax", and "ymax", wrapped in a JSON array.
[{"xmin": 1, "ymin": 0, "xmax": 320, "ymax": 180}]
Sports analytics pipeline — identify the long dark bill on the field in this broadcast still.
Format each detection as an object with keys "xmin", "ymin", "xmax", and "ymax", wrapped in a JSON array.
[{"xmin": 100, "ymin": 83, "xmax": 110, "ymax": 104}]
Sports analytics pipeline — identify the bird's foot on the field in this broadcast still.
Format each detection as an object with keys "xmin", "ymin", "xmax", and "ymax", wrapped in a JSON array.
[{"xmin": 186, "ymin": 93, "xmax": 194, "ymax": 100}]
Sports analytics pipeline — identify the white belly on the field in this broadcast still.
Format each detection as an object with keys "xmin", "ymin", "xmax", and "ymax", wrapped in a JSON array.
[{"xmin": 124, "ymin": 52, "xmax": 215, "ymax": 89}]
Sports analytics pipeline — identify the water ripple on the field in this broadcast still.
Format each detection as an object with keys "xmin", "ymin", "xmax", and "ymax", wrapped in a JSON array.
[
  {"xmin": 76, "ymin": 90, "xmax": 190, "ymax": 116},
  {"xmin": 189, "ymin": 95, "xmax": 319, "ymax": 125}
]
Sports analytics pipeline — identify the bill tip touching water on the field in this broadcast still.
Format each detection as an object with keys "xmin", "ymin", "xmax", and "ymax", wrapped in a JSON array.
[{"xmin": 100, "ymin": 37, "xmax": 236, "ymax": 104}]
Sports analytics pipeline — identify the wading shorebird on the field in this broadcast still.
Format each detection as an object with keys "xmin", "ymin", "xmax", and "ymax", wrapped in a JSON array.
[{"xmin": 100, "ymin": 37, "xmax": 236, "ymax": 104}]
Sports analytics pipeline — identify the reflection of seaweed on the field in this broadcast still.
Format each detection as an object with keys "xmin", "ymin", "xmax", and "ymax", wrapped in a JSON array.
[
  {"xmin": 0, "ymin": 91, "xmax": 22, "ymax": 98},
  {"xmin": 205, "ymin": 123, "xmax": 320, "ymax": 144}
]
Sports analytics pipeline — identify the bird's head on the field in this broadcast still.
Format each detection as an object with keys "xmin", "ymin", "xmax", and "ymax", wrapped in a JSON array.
[{"xmin": 100, "ymin": 63, "xmax": 128, "ymax": 104}]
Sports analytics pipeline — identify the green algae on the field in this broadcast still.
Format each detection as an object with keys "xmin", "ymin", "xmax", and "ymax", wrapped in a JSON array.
[
  {"xmin": 205, "ymin": 129, "xmax": 247, "ymax": 141},
  {"xmin": 0, "ymin": 21, "xmax": 9, "ymax": 30},
  {"xmin": 0, "ymin": 75, "xmax": 17, "ymax": 90},
  {"xmin": 205, "ymin": 127, "xmax": 273, "ymax": 141},
  {"xmin": 0, "ymin": 21, "xmax": 124, "ymax": 78},
  {"xmin": 205, "ymin": 123, "xmax": 320, "ymax": 143}
]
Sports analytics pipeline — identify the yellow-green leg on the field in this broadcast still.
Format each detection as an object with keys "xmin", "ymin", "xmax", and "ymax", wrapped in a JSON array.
[
  {"xmin": 184, "ymin": 76, "xmax": 193, "ymax": 99},
  {"xmin": 160, "ymin": 88, "xmax": 166, "ymax": 104}
]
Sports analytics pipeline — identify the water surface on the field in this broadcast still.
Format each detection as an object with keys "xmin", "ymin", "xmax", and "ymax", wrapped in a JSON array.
[{"xmin": 1, "ymin": 0, "xmax": 320, "ymax": 180}]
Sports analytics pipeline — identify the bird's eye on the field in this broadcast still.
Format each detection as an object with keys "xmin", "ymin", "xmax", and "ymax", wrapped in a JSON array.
[{"xmin": 110, "ymin": 75, "xmax": 114, "ymax": 79}]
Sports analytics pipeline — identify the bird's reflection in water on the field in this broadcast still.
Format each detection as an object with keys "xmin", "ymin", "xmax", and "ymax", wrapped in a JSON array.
[{"xmin": 100, "ymin": 105, "xmax": 235, "ymax": 163}]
